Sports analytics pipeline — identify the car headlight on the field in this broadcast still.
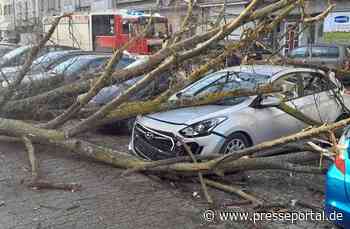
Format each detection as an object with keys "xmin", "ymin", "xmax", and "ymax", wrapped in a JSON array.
[{"xmin": 179, "ymin": 117, "xmax": 227, "ymax": 138}]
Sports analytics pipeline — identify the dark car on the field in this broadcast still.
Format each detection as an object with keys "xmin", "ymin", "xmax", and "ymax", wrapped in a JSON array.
[
  {"xmin": 1, "ymin": 54, "xmax": 136, "ymax": 100},
  {"xmin": 85, "ymin": 57, "xmax": 170, "ymax": 132},
  {"xmin": 0, "ymin": 43, "xmax": 19, "ymax": 57},
  {"xmin": 0, "ymin": 50, "xmax": 92, "ymax": 82},
  {"xmin": 0, "ymin": 45, "xmax": 79, "ymax": 68},
  {"xmin": 48, "ymin": 54, "xmax": 134, "ymax": 82},
  {"xmin": 288, "ymin": 43, "xmax": 350, "ymax": 69},
  {"xmin": 88, "ymin": 57, "xmax": 169, "ymax": 106}
]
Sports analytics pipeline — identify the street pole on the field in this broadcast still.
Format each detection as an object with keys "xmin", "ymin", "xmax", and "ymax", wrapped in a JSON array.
[{"xmin": 12, "ymin": 0, "xmax": 16, "ymax": 28}]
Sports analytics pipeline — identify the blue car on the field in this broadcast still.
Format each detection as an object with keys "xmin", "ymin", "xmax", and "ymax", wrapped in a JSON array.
[{"xmin": 325, "ymin": 127, "xmax": 350, "ymax": 228}]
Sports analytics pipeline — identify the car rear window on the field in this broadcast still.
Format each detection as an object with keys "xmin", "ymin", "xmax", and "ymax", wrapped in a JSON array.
[{"xmin": 310, "ymin": 46, "xmax": 339, "ymax": 58}]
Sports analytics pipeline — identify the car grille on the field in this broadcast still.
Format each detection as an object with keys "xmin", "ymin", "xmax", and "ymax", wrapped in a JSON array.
[{"xmin": 133, "ymin": 122, "xmax": 201, "ymax": 160}]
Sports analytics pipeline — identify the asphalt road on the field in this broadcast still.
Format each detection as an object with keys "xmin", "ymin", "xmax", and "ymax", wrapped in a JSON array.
[{"xmin": 0, "ymin": 134, "xmax": 337, "ymax": 229}]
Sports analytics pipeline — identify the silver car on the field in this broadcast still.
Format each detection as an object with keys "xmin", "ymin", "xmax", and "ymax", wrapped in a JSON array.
[{"xmin": 130, "ymin": 65, "xmax": 350, "ymax": 160}]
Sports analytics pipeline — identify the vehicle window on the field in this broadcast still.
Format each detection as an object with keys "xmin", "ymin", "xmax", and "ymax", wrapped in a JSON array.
[
  {"xmin": 32, "ymin": 52, "xmax": 66, "ymax": 71},
  {"xmin": 138, "ymin": 17, "xmax": 168, "ymax": 39},
  {"xmin": 181, "ymin": 72, "xmax": 226, "ymax": 97},
  {"xmin": 191, "ymin": 72, "xmax": 270, "ymax": 105},
  {"xmin": 52, "ymin": 56, "xmax": 90, "ymax": 76},
  {"xmin": 122, "ymin": 20, "xmax": 130, "ymax": 34},
  {"xmin": 272, "ymin": 74, "xmax": 301, "ymax": 101},
  {"xmin": 113, "ymin": 58, "xmax": 135, "ymax": 69},
  {"xmin": 2, "ymin": 46, "xmax": 30, "ymax": 60},
  {"xmin": 93, "ymin": 15, "xmax": 115, "ymax": 36},
  {"xmin": 182, "ymin": 71, "xmax": 270, "ymax": 98},
  {"xmin": 301, "ymin": 72, "xmax": 336, "ymax": 96},
  {"xmin": 195, "ymin": 74, "xmax": 240, "ymax": 96},
  {"xmin": 310, "ymin": 46, "xmax": 339, "ymax": 58},
  {"xmin": 289, "ymin": 47, "xmax": 308, "ymax": 58},
  {"xmin": 85, "ymin": 58, "xmax": 106, "ymax": 73}
]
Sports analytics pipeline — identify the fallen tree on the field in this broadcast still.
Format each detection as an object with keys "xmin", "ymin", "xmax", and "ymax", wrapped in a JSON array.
[{"xmin": 0, "ymin": 0, "xmax": 339, "ymax": 206}]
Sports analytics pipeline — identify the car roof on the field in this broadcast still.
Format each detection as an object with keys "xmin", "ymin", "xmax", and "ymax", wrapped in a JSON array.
[
  {"xmin": 67, "ymin": 54, "xmax": 111, "ymax": 60},
  {"xmin": 296, "ymin": 43, "xmax": 349, "ymax": 48},
  {"xmin": 40, "ymin": 50, "xmax": 86, "ymax": 56},
  {"xmin": 219, "ymin": 65, "xmax": 297, "ymax": 76}
]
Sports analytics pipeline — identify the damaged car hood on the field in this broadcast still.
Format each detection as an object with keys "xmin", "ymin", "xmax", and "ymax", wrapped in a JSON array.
[{"xmin": 145, "ymin": 100, "xmax": 251, "ymax": 125}]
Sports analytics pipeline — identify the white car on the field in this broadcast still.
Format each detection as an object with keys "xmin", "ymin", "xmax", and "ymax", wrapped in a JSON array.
[{"xmin": 130, "ymin": 65, "xmax": 350, "ymax": 160}]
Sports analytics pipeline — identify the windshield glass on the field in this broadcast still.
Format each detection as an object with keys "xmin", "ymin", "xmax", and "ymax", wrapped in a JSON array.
[
  {"xmin": 134, "ymin": 17, "xmax": 168, "ymax": 39},
  {"xmin": 32, "ymin": 52, "xmax": 67, "ymax": 72},
  {"xmin": 179, "ymin": 71, "xmax": 270, "ymax": 105},
  {"xmin": 51, "ymin": 56, "xmax": 92, "ymax": 76},
  {"xmin": 3, "ymin": 46, "xmax": 30, "ymax": 60}
]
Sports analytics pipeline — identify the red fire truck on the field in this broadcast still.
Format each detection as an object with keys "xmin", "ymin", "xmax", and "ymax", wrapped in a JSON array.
[{"xmin": 43, "ymin": 10, "xmax": 169, "ymax": 55}]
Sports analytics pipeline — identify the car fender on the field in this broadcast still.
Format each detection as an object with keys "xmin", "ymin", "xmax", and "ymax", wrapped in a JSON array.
[{"xmin": 213, "ymin": 114, "xmax": 258, "ymax": 145}]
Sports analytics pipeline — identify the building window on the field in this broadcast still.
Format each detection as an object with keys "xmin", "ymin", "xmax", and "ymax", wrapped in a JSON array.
[
  {"xmin": 25, "ymin": 1, "xmax": 28, "ymax": 20},
  {"xmin": 4, "ymin": 5, "xmax": 12, "ymax": 16},
  {"xmin": 77, "ymin": 0, "xmax": 91, "ymax": 11},
  {"xmin": 76, "ymin": 6, "xmax": 91, "ymax": 11}
]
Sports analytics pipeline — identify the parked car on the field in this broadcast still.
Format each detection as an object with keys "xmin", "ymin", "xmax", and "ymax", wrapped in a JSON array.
[
  {"xmin": 88, "ymin": 56, "xmax": 169, "ymax": 106},
  {"xmin": 288, "ymin": 43, "xmax": 350, "ymax": 69},
  {"xmin": 130, "ymin": 65, "xmax": 350, "ymax": 160},
  {"xmin": 0, "ymin": 45, "xmax": 78, "ymax": 68},
  {"xmin": 0, "ymin": 43, "xmax": 19, "ymax": 57},
  {"xmin": 0, "ymin": 50, "xmax": 92, "ymax": 83},
  {"xmin": 85, "ymin": 56, "xmax": 170, "ymax": 132},
  {"xmin": 46, "ymin": 54, "xmax": 135, "ymax": 82},
  {"xmin": 1, "ymin": 54, "xmax": 136, "ymax": 99},
  {"xmin": 325, "ymin": 127, "xmax": 350, "ymax": 228}
]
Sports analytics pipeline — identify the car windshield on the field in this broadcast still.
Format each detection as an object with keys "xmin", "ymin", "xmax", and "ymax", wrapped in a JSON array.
[
  {"xmin": 31, "ymin": 52, "xmax": 68, "ymax": 72},
  {"xmin": 179, "ymin": 71, "xmax": 270, "ymax": 105},
  {"xmin": 51, "ymin": 56, "xmax": 94, "ymax": 76},
  {"xmin": 2, "ymin": 46, "xmax": 30, "ymax": 60}
]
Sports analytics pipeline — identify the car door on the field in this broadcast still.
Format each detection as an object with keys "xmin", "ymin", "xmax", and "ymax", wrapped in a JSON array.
[
  {"xmin": 297, "ymin": 71, "xmax": 342, "ymax": 125},
  {"xmin": 309, "ymin": 46, "xmax": 339, "ymax": 68},
  {"xmin": 253, "ymin": 73, "xmax": 305, "ymax": 143}
]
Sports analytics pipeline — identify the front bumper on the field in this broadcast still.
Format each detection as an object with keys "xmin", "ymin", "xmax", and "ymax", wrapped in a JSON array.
[{"xmin": 129, "ymin": 121, "xmax": 225, "ymax": 160}]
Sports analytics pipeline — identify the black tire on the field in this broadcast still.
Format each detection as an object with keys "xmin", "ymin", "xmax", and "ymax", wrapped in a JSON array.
[{"xmin": 219, "ymin": 132, "xmax": 251, "ymax": 154}]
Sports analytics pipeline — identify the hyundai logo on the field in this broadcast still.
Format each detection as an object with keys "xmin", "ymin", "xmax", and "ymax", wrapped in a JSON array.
[{"xmin": 145, "ymin": 132, "xmax": 154, "ymax": 140}]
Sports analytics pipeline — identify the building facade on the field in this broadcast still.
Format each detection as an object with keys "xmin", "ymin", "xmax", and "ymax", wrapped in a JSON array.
[
  {"xmin": 61, "ymin": 0, "xmax": 115, "ymax": 12},
  {"xmin": 0, "ymin": 0, "xmax": 349, "ymax": 49},
  {"xmin": 0, "ymin": 0, "xmax": 16, "ymax": 41},
  {"xmin": 113, "ymin": 0, "xmax": 248, "ymax": 38},
  {"xmin": 274, "ymin": 0, "xmax": 350, "ymax": 54}
]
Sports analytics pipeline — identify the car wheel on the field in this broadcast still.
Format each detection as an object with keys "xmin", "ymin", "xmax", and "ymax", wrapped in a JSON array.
[{"xmin": 220, "ymin": 132, "xmax": 251, "ymax": 154}]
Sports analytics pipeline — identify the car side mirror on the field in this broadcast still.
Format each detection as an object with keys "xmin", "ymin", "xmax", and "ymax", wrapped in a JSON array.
[
  {"xmin": 259, "ymin": 96, "xmax": 281, "ymax": 107},
  {"xmin": 175, "ymin": 91, "xmax": 183, "ymax": 98}
]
